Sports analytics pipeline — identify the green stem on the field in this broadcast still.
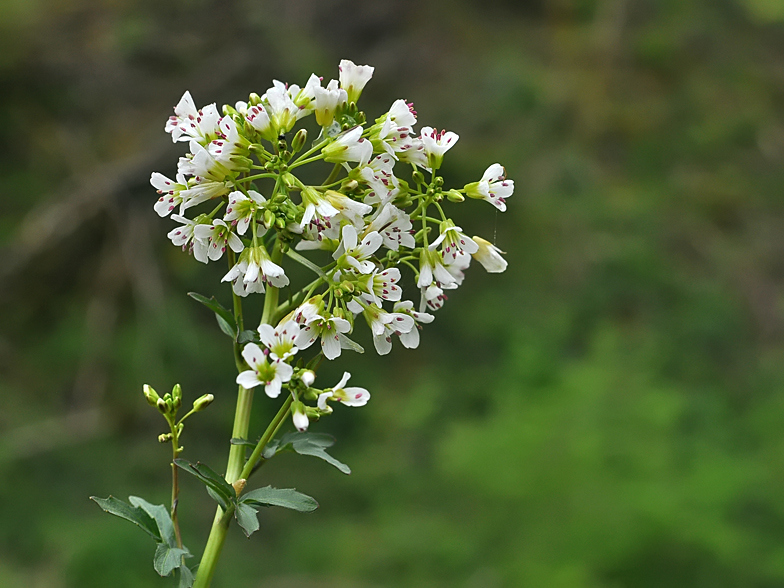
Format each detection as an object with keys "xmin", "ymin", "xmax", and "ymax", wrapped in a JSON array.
[
  {"xmin": 169, "ymin": 423, "xmax": 183, "ymax": 549},
  {"xmin": 240, "ymin": 395, "xmax": 294, "ymax": 480},
  {"xmin": 322, "ymin": 163, "xmax": 342, "ymax": 186}
]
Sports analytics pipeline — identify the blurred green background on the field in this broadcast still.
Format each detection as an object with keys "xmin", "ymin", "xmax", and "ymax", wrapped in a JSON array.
[{"xmin": 3, "ymin": 0, "xmax": 784, "ymax": 586}]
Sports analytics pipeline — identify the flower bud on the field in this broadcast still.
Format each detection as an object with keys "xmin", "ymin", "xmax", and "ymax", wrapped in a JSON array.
[
  {"xmin": 158, "ymin": 433, "xmax": 172, "ymax": 443},
  {"xmin": 301, "ymin": 370, "xmax": 316, "ymax": 387},
  {"xmin": 446, "ymin": 189, "xmax": 465, "ymax": 203},
  {"xmin": 263, "ymin": 209, "xmax": 276, "ymax": 228},
  {"xmin": 341, "ymin": 179, "xmax": 359, "ymax": 192},
  {"xmin": 156, "ymin": 398, "xmax": 168, "ymax": 415},
  {"xmin": 292, "ymin": 401, "xmax": 309, "ymax": 432},
  {"xmin": 143, "ymin": 384, "xmax": 160, "ymax": 407},
  {"xmin": 411, "ymin": 170, "xmax": 425, "ymax": 185},
  {"xmin": 192, "ymin": 393, "xmax": 214, "ymax": 412},
  {"xmin": 248, "ymin": 92, "xmax": 262, "ymax": 106},
  {"xmin": 291, "ymin": 129, "xmax": 308, "ymax": 153}
]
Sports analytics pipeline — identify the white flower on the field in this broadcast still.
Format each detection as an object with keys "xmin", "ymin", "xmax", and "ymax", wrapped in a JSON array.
[
  {"xmin": 300, "ymin": 187, "xmax": 339, "ymax": 228},
  {"xmin": 417, "ymin": 248, "xmax": 458, "ymax": 289},
  {"xmin": 292, "ymin": 74, "xmax": 322, "ymax": 111},
  {"xmin": 395, "ymin": 137, "xmax": 428, "ymax": 168},
  {"xmin": 207, "ymin": 117, "xmax": 250, "ymax": 170},
  {"xmin": 420, "ymin": 126, "xmax": 459, "ymax": 170},
  {"xmin": 472, "ymin": 236, "xmax": 508, "ymax": 273},
  {"xmin": 224, "ymin": 190, "xmax": 266, "ymax": 235},
  {"xmin": 222, "ymin": 245, "xmax": 289, "ymax": 297},
  {"xmin": 257, "ymin": 319, "xmax": 301, "ymax": 362},
  {"xmin": 164, "ymin": 91, "xmax": 220, "ymax": 144},
  {"xmin": 323, "ymin": 190, "xmax": 372, "ymax": 228},
  {"xmin": 317, "ymin": 372, "xmax": 370, "ymax": 411},
  {"xmin": 338, "ymin": 60, "xmax": 374, "ymax": 104},
  {"xmin": 464, "ymin": 163, "xmax": 513, "ymax": 212},
  {"xmin": 178, "ymin": 141, "xmax": 233, "ymax": 182},
  {"xmin": 393, "ymin": 300, "xmax": 435, "ymax": 349},
  {"xmin": 353, "ymin": 302, "xmax": 415, "ymax": 355},
  {"xmin": 236, "ymin": 343, "xmax": 293, "ymax": 398},
  {"xmin": 179, "ymin": 178, "xmax": 232, "ymax": 213},
  {"xmin": 359, "ymin": 268, "xmax": 402, "ymax": 306},
  {"xmin": 245, "ymin": 104, "xmax": 275, "ymax": 141},
  {"xmin": 333, "ymin": 225, "xmax": 382, "ymax": 274},
  {"xmin": 151, "ymin": 172, "xmax": 188, "ymax": 217},
  {"xmin": 264, "ymin": 84, "xmax": 299, "ymax": 136},
  {"xmin": 386, "ymin": 99, "xmax": 417, "ymax": 128},
  {"xmin": 167, "ymin": 214, "xmax": 208, "ymax": 262},
  {"xmin": 420, "ymin": 283, "xmax": 446, "ymax": 312},
  {"xmin": 313, "ymin": 79, "xmax": 347, "ymax": 128},
  {"xmin": 294, "ymin": 313, "xmax": 352, "ymax": 360},
  {"xmin": 444, "ymin": 250, "xmax": 471, "ymax": 287},
  {"xmin": 366, "ymin": 204, "xmax": 415, "ymax": 251},
  {"xmin": 429, "ymin": 220, "xmax": 479, "ymax": 263},
  {"xmin": 323, "ymin": 126, "xmax": 373, "ymax": 166},
  {"xmin": 193, "ymin": 219, "xmax": 244, "ymax": 263}
]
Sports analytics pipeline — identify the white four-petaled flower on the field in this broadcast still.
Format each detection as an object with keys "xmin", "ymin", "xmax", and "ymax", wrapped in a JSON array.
[{"xmin": 236, "ymin": 343, "xmax": 293, "ymax": 398}]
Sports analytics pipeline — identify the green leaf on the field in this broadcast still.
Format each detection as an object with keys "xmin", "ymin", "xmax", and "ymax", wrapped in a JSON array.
[
  {"xmin": 241, "ymin": 486, "xmax": 318, "ymax": 512},
  {"xmin": 188, "ymin": 292, "xmax": 237, "ymax": 337},
  {"xmin": 234, "ymin": 502, "xmax": 260, "ymax": 537},
  {"xmin": 275, "ymin": 431, "xmax": 351, "ymax": 475},
  {"xmin": 153, "ymin": 543, "xmax": 191, "ymax": 577},
  {"xmin": 178, "ymin": 565, "xmax": 195, "ymax": 588},
  {"xmin": 129, "ymin": 496, "xmax": 176, "ymax": 547},
  {"xmin": 90, "ymin": 496, "xmax": 161, "ymax": 541},
  {"xmin": 237, "ymin": 330, "xmax": 259, "ymax": 344},
  {"xmin": 174, "ymin": 459, "xmax": 235, "ymax": 510}
]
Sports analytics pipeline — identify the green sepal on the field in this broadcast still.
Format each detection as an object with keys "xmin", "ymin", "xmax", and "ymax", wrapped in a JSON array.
[
  {"xmin": 154, "ymin": 544, "xmax": 191, "ymax": 577},
  {"xmin": 240, "ymin": 486, "xmax": 318, "ymax": 512},
  {"xmin": 174, "ymin": 459, "xmax": 235, "ymax": 510},
  {"xmin": 234, "ymin": 502, "xmax": 260, "ymax": 537},
  {"xmin": 90, "ymin": 496, "xmax": 161, "ymax": 541},
  {"xmin": 264, "ymin": 431, "xmax": 351, "ymax": 474},
  {"xmin": 187, "ymin": 292, "xmax": 237, "ymax": 338}
]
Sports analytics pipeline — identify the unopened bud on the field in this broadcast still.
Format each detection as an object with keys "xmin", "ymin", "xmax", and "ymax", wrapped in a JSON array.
[
  {"xmin": 193, "ymin": 393, "xmax": 214, "ymax": 412},
  {"xmin": 263, "ymin": 209, "xmax": 276, "ymax": 228},
  {"xmin": 156, "ymin": 398, "xmax": 168, "ymax": 415},
  {"xmin": 411, "ymin": 170, "xmax": 425, "ymax": 185},
  {"xmin": 291, "ymin": 128, "xmax": 308, "ymax": 153},
  {"xmin": 248, "ymin": 92, "xmax": 262, "ymax": 105},
  {"xmin": 301, "ymin": 370, "xmax": 316, "ymax": 387},
  {"xmin": 232, "ymin": 478, "xmax": 247, "ymax": 496},
  {"xmin": 292, "ymin": 401, "xmax": 309, "ymax": 432},
  {"xmin": 143, "ymin": 384, "xmax": 159, "ymax": 407},
  {"xmin": 446, "ymin": 189, "xmax": 465, "ymax": 203},
  {"xmin": 341, "ymin": 179, "xmax": 359, "ymax": 192},
  {"xmin": 275, "ymin": 217, "xmax": 286, "ymax": 229},
  {"xmin": 158, "ymin": 433, "xmax": 171, "ymax": 443}
]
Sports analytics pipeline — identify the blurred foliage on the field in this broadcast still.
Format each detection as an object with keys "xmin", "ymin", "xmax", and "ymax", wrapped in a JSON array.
[{"xmin": 2, "ymin": 0, "xmax": 784, "ymax": 587}]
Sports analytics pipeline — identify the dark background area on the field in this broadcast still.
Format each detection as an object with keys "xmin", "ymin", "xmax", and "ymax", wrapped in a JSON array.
[{"xmin": 3, "ymin": 0, "xmax": 784, "ymax": 586}]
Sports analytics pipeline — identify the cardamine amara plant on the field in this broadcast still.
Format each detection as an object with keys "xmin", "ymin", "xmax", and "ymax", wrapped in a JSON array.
[{"xmin": 92, "ymin": 59, "xmax": 513, "ymax": 588}]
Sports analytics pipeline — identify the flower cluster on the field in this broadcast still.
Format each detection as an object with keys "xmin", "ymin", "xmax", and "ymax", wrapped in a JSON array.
[{"xmin": 152, "ymin": 59, "xmax": 512, "ymax": 431}]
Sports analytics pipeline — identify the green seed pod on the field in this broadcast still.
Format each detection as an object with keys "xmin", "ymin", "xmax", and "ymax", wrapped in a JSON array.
[
  {"xmin": 143, "ymin": 384, "xmax": 160, "ymax": 407},
  {"xmin": 291, "ymin": 128, "xmax": 308, "ymax": 153}
]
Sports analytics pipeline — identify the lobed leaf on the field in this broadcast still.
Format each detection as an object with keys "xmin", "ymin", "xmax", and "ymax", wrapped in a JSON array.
[
  {"xmin": 234, "ymin": 502, "xmax": 260, "ymax": 537},
  {"xmin": 153, "ymin": 543, "xmax": 191, "ymax": 577}
]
